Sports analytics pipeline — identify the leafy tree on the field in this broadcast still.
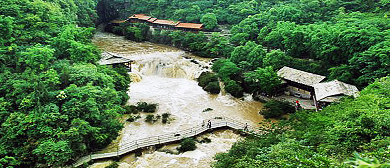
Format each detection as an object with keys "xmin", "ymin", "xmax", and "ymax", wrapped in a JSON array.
[
  {"xmin": 244, "ymin": 66, "xmax": 281, "ymax": 95},
  {"xmin": 262, "ymin": 50, "xmax": 292, "ymax": 70},
  {"xmin": 125, "ymin": 26, "xmax": 144, "ymax": 42},
  {"xmin": 33, "ymin": 139, "xmax": 73, "ymax": 167},
  {"xmin": 225, "ymin": 80, "xmax": 243, "ymax": 97},
  {"xmin": 349, "ymin": 40, "xmax": 390, "ymax": 87},
  {"xmin": 216, "ymin": 60, "xmax": 241, "ymax": 82},
  {"xmin": 204, "ymin": 33, "xmax": 233, "ymax": 58},
  {"xmin": 177, "ymin": 138, "xmax": 197, "ymax": 152},
  {"xmin": 51, "ymin": 25, "xmax": 99, "ymax": 63},
  {"xmin": 230, "ymin": 33, "xmax": 250, "ymax": 46},
  {"xmin": 68, "ymin": 63, "xmax": 115, "ymax": 88},
  {"xmin": 211, "ymin": 59, "xmax": 230, "ymax": 73},
  {"xmin": 260, "ymin": 100, "xmax": 295, "ymax": 118},
  {"xmin": 201, "ymin": 13, "xmax": 218, "ymax": 30},
  {"xmin": 18, "ymin": 45, "xmax": 55, "ymax": 72},
  {"xmin": 229, "ymin": 41, "xmax": 257, "ymax": 65},
  {"xmin": 74, "ymin": 0, "xmax": 98, "ymax": 27},
  {"xmin": 185, "ymin": 5, "xmax": 202, "ymax": 22},
  {"xmin": 230, "ymin": 41, "xmax": 266, "ymax": 71},
  {"xmin": 329, "ymin": 64, "xmax": 356, "ymax": 85},
  {"xmin": 0, "ymin": 15, "xmax": 14, "ymax": 46},
  {"xmin": 0, "ymin": 0, "xmax": 129, "ymax": 167},
  {"xmin": 197, "ymin": 72, "xmax": 220, "ymax": 94}
]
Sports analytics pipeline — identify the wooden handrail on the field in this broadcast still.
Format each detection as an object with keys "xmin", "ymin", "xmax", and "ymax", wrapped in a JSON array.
[{"xmin": 72, "ymin": 117, "xmax": 257, "ymax": 167}]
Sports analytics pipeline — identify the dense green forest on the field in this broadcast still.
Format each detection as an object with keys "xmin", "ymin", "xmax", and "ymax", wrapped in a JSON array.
[
  {"xmin": 103, "ymin": 0, "xmax": 389, "ymax": 96},
  {"xmin": 0, "ymin": 0, "xmax": 130, "ymax": 167},
  {"xmin": 0, "ymin": 0, "xmax": 389, "ymax": 167}
]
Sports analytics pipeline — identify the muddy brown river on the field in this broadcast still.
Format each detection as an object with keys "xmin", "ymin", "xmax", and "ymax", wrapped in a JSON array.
[{"xmin": 90, "ymin": 26, "xmax": 264, "ymax": 168}]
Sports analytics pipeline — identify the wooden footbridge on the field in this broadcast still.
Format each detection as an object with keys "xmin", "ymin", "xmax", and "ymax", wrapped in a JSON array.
[{"xmin": 72, "ymin": 117, "xmax": 257, "ymax": 167}]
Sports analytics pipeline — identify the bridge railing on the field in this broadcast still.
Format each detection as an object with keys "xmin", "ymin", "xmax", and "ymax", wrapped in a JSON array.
[{"xmin": 73, "ymin": 117, "xmax": 258, "ymax": 167}]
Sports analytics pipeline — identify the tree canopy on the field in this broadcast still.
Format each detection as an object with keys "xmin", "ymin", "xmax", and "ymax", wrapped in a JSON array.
[{"xmin": 0, "ymin": 0, "xmax": 130, "ymax": 167}]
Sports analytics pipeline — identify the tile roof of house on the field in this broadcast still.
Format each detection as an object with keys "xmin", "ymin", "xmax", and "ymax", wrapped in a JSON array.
[
  {"xmin": 153, "ymin": 19, "xmax": 179, "ymax": 26},
  {"xmin": 148, "ymin": 18, "xmax": 158, "ymax": 22},
  {"xmin": 277, "ymin": 66, "xmax": 326, "ymax": 86},
  {"xmin": 312, "ymin": 80, "xmax": 359, "ymax": 101},
  {"xmin": 99, "ymin": 52, "xmax": 132, "ymax": 65},
  {"xmin": 129, "ymin": 14, "xmax": 151, "ymax": 21},
  {"xmin": 175, "ymin": 23, "xmax": 203, "ymax": 29},
  {"xmin": 129, "ymin": 14, "xmax": 146, "ymax": 18}
]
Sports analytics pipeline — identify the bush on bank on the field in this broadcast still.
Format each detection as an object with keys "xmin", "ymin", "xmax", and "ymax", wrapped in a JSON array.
[{"xmin": 197, "ymin": 72, "xmax": 220, "ymax": 94}]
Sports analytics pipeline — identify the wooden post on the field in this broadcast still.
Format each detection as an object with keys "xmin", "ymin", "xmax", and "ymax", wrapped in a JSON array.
[
  {"xmin": 314, "ymin": 95, "xmax": 318, "ymax": 111},
  {"xmin": 158, "ymin": 136, "xmax": 160, "ymax": 144}
]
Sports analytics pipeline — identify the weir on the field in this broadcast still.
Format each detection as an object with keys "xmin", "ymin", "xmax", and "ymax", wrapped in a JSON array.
[{"xmin": 72, "ymin": 117, "xmax": 258, "ymax": 167}]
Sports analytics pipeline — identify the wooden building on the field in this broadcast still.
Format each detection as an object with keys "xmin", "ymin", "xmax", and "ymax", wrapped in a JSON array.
[
  {"xmin": 147, "ymin": 18, "xmax": 158, "ymax": 23},
  {"xmin": 312, "ymin": 80, "xmax": 359, "ymax": 110},
  {"xmin": 175, "ymin": 23, "xmax": 203, "ymax": 31},
  {"xmin": 99, "ymin": 52, "xmax": 133, "ymax": 71},
  {"xmin": 277, "ymin": 66, "xmax": 326, "ymax": 99},
  {"xmin": 125, "ymin": 14, "xmax": 203, "ymax": 31},
  {"xmin": 277, "ymin": 66, "xmax": 359, "ymax": 111},
  {"xmin": 152, "ymin": 19, "xmax": 180, "ymax": 29},
  {"xmin": 128, "ymin": 14, "xmax": 151, "ymax": 23}
]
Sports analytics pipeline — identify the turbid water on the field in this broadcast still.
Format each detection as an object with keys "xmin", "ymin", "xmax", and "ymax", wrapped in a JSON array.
[{"xmin": 90, "ymin": 26, "xmax": 264, "ymax": 168}]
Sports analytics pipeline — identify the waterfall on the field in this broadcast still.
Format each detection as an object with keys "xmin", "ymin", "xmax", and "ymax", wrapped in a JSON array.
[{"xmin": 129, "ymin": 51, "xmax": 210, "ymax": 81}]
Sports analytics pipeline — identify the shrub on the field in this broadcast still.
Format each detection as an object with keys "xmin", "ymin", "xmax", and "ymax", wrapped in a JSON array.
[
  {"xmin": 125, "ymin": 26, "xmax": 144, "ymax": 42},
  {"xmin": 162, "ymin": 113, "xmax": 171, "ymax": 124},
  {"xmin": 177, "ymin": 138, "xmax": 197, "ymax": 153},
  {"xmin": 155, "ymin": 114, "xmax": 161, "ymax": 122},
  {"xmin": 126, "ymin": 114, "xmax": 141, "ymax": 122},
  {"xmin": 136, "ymin": 102, "xmax": 147, "ymax": 110},
  {"xmin": 123, "ymin": 105, "xmax": 138, "ymax": 114},
  {"xmin": 260, "ymin": 100, "xmax": 295, "ymax": 119},
  {"xmin": 198, "ymin": 72, "xmax": 218, "ymax": 87},
  {"xmin": 225, "ymin": 80, "xmax": 243, "ymax": 98},
  {"xmin": 211, "ymin": 59, "xmax": 230, "ymax": 73},
  {"xmin": 144, "ymin": 103, "xmax": 157, "ymax": 112},
  {"xmin": 145, "ymin": 114, "xmax": 154, "ymax": 123},
  {"xmin": 197, "ymin": 72, "xmax": 220, "ymax": 94},
  {"xmin": 145, "ymin": 114, "xmax": 160, "ymax": 123},
  {"xmin": 202, "ymin": 108, "xmax": 213, "ymax": 112},
  {"xmin": 205, "ymin": 81, "xmax": 221, "ymax": 94},
  {"xmin": 136, "ymin": 102, "xmax": 158, "ymax": 112}
]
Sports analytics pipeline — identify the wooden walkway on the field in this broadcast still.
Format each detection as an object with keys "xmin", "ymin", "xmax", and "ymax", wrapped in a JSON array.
[{"xmin": 72, "ymin": 117, "xmax": 256, "ymax": 167}]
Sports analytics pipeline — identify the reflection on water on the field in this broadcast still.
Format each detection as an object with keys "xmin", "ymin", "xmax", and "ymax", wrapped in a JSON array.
[{"xmin": 91, "ymin": 26, "xmax": 263, "ymax": 168}]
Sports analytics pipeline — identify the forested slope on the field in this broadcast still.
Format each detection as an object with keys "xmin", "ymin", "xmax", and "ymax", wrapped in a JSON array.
[
  {"xmin": 99, "ymin": 0, "xmax": 389, "ymax": 25},
  {"xmin": 0, "ymin": 0, "xmax": 130, "ymax": 167},
  {"xmin": 214, "ymin": 77, "xmax": 390, "ymax": 167},
  {"xmin": 102, "ymin": 0, "xmax": 389, "ymax": 96}
]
